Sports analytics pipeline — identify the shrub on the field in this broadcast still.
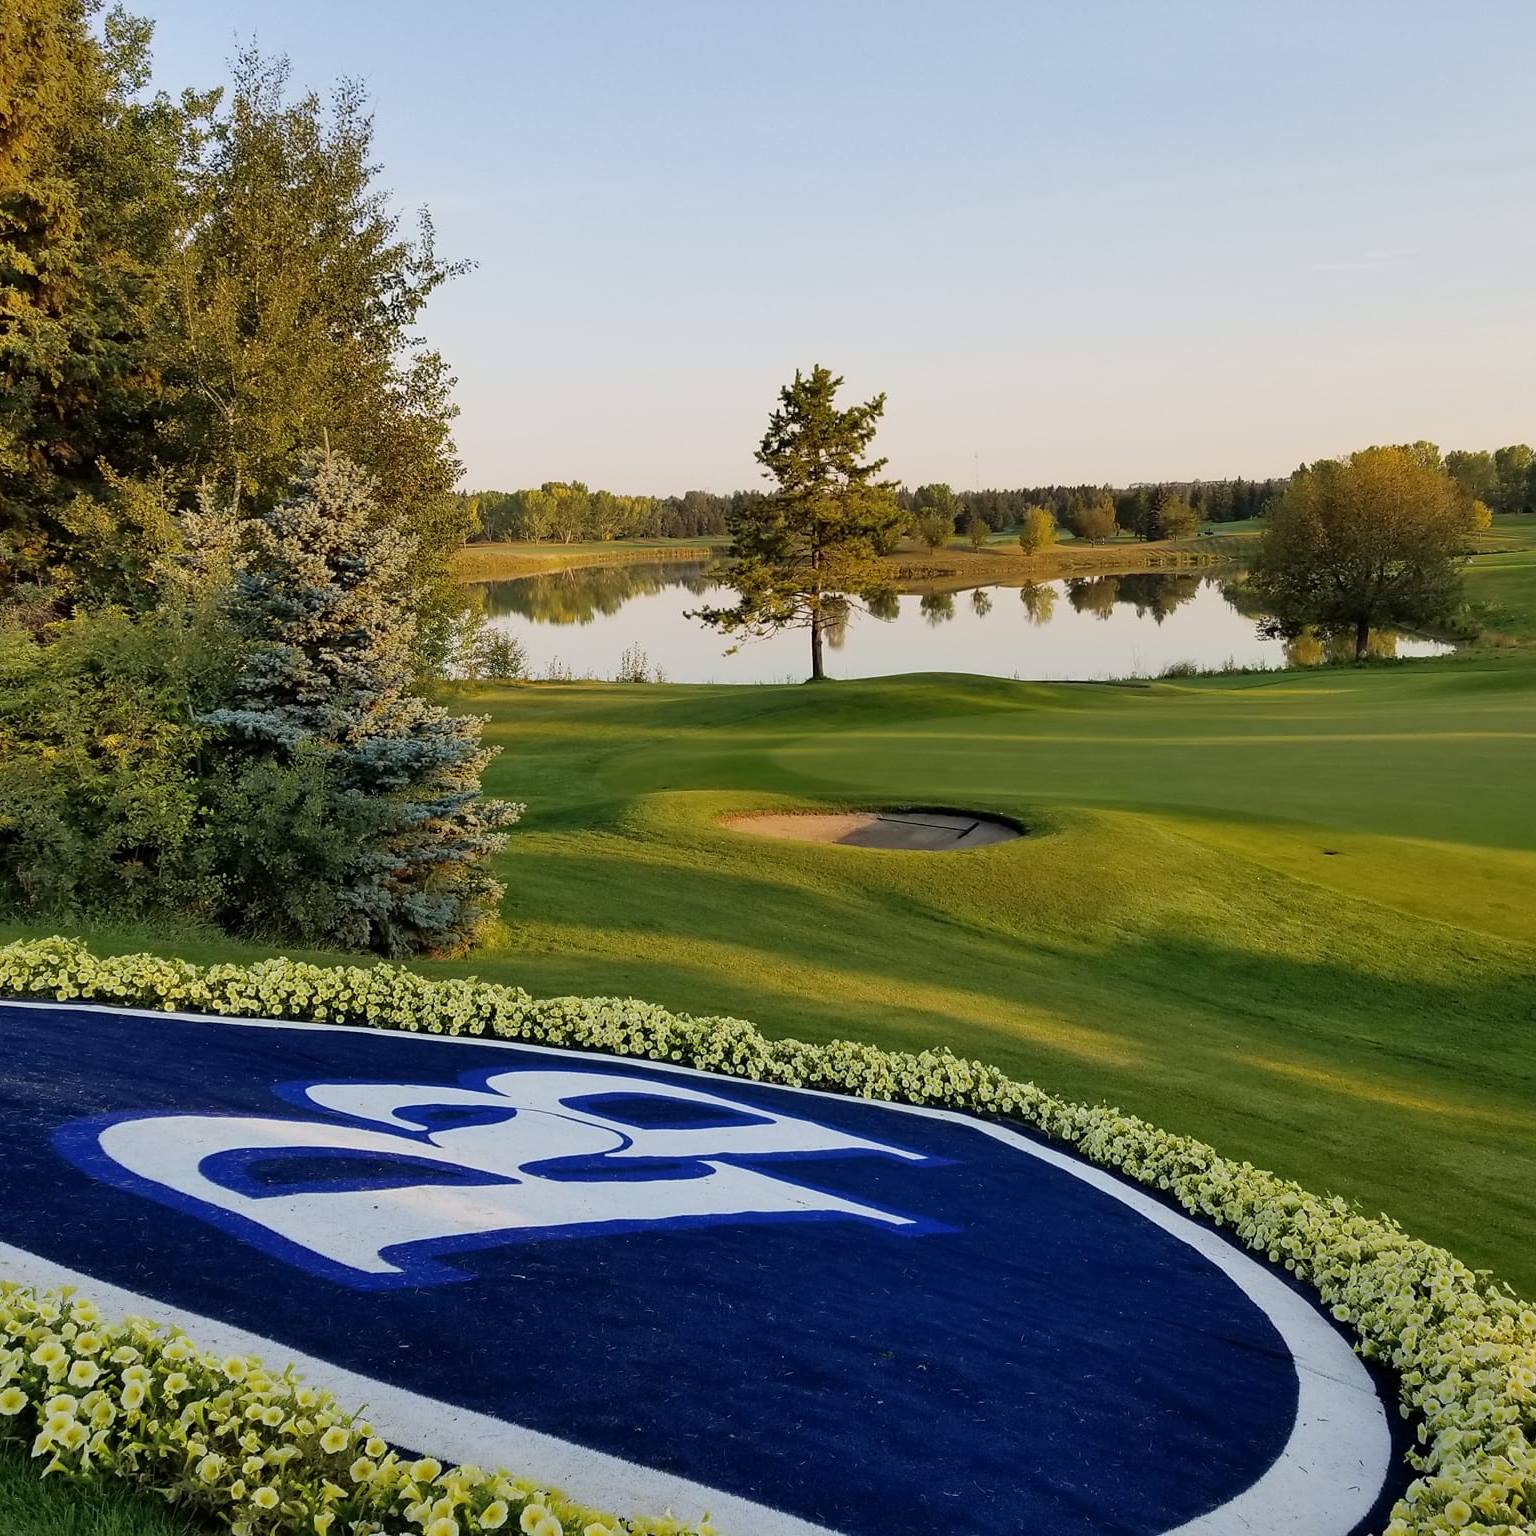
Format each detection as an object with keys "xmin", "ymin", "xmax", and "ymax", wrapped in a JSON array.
[
  {"xmin": 614, "ymin": 644, "xmax": 663, "ymax": 683},
  {"xmin": 205, "ymin": 747, "xmax": 383, "ymax": 942},
  {"xmin": 1017, "ymin": 507, "xmax": 1056, "ymax": 554},
  {"xmin": 0, "ymin": 941, "xmax": 1533, "ymax": 1532},
  {"xmin": 0, "ymin": 614, "xmax": 219, "ymax": 921}
]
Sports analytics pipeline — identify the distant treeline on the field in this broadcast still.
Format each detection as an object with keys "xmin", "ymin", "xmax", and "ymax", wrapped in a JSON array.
[
  {"xmin": 462, "ymin": 443, "xmax": 1536, "ymax": 546},
  {"xmin": 906, "ymin": 477, "xmax": 1287, "ymax": 533},
  {"xmin": 459, "ymin": 485, "xmax": 761, "ymax": 543}
]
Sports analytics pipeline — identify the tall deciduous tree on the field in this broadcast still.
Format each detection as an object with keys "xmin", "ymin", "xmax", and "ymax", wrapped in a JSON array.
[
  {"xmin": 1248, "ymin": 445, "xmax": 1483, "ymax": 660},
  {"xmin": 205, "ymin": 453, "xmax": 520, "ymax": 954},
  {"xmin": 693, "ymin": 366, "xmax": 901, "ymax": 680},
  {"xmin": 0, "ymin": 0, "xmax": 197, "ymax": 605},
  {"xmin": 1493, "ymin": 445, "xmax": 1535, "ymax": 514},
  {"xmin": 169, "ymin": 47, "xmax": 472, "ymax": 661},
  {"xmin": 1067, "ymin": 492, "xmax": 1117, "ymax": 542},
  {"xmin": 1155, "ymin": 495, "xmax": 1198, "ymax": 540},
  {"xmin": 1017, "ymin": 506, "xmax": 1056, "ymax": 553}
]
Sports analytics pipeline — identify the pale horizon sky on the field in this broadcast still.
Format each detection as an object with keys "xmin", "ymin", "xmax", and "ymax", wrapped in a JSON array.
[{"xmin": 138, "ymin": 1, "xmax": 1536, "ymax": 494}]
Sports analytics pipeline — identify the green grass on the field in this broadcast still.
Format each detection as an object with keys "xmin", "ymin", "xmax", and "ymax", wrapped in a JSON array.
[
  {"xmin": 7, "ymin": 517, "xmax": 1536, "ymax": 1527},
  {"xmin": 14, "ymin": 651, "xmax": 1536, "ymax": 1296},
  {"xmin": 1465, "ymin": 514, "xmax": 1536, "ymax": 644},
  {"xmin": 0, "ymin": 1443, "xmax": 204, "ymax": 1536}
]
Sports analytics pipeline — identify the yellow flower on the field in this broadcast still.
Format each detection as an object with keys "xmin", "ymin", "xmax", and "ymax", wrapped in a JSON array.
[
  {"xmin": 223, "ymin": 1356, "xmax": 249, "ymax": 1381},
  {"xmin": 320, "ymin": 1425, "xmax": 350, "ymax": 1454},
  {"xmin": 313, "ymin": 1516, "xmax": 334, "ymax": 1536},
  {"xmin": 426, "ymin": 1520, "xmax": 460, "ymax": 1536},
  {"xmin": 121, "ymin": 1381, "xmax": 146, "ymax": 1412},
  {"xmin": 0, "ymin": 1387, "xmax": 26, "ymax": 1416},
  {"xmin": 349, "ymin": 1457, "xmax": 377, "ymax": 1484},
  {"xmin": 366, "ymin": 1436, "xmax": 388, "ymax": 1458},
  {"xmin": 520, "ymin": 1507, "xmax": 561, "ymax": 1536},
  {"xmin": 1444, "ymin": 1500, "xmax": 1472, "ymax": 1527},
  {"xmin": 251, "ymin": 1485, "xmax": 279, "ymax": 1510},
  {"xmin": 479, "ymin": 1502, "xmax": 509, "ymax": 1531},
  {"xmin": 412, "ymin": 1456, "xmax": 444, "ymax": 1483},
  {"xmin": 196, "ymin": 1453, "xmax": 225, "ymax": 1483},
  {"xmin": 66, "ymin": 1359, "xmax": 99, "ymax": 1389},
  {"xmin": 31, "ymin": 1340, "xmax": 65, "ymax": 1369}
]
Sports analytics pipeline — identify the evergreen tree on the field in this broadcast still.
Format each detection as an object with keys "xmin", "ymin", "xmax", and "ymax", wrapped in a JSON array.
[
  {"xmin": 205, "ymin": 453, "xmax": 520, "ymax": 954},
  {"xmin": 692, "ymin": 365, "xmax": 902, "ymax": 680}
]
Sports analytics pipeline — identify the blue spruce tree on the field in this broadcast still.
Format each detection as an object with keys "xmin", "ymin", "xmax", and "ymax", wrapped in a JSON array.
[{"xmin": 206, "ymin": 453, "xmax": 521, "ymax": 954}]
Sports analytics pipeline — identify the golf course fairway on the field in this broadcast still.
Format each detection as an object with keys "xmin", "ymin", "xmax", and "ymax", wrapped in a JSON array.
[{"xmin": 20, "ymin": 644, "xmax": 1534, "ymax": 1299}]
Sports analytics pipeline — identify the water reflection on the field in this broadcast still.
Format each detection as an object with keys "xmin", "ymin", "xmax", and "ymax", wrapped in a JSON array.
[
  {"xmin": 1019, "ymin": 583, "xmax": 1056, "ymax": 625},
  {"xmin": 478, "ymin": 561, "xmax": 714, "ymax": 624},
  {"xmin": 469, "ymin": 560, "xmax": 1451, "ymax": 684}
]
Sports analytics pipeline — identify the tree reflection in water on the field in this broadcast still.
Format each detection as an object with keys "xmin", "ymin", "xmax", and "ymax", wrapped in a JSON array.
[{"xmin": 473, "ymin": 560, "xmax": 713, "ymax": 624}]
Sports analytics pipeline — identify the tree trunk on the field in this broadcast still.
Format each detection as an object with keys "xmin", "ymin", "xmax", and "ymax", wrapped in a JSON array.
[
  {"xmin": 810, "ymin": 608, "xmax": 825, "ymax": 680},
  {"xmin": 1355, "ymin": 615, "xmax": 1370, "ymax": 660}
]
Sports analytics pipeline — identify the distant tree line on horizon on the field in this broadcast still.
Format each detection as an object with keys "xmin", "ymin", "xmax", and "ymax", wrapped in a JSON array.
[{"xmin": 464, "ymin": 441, "xmax": 1536, "ymax": 549}]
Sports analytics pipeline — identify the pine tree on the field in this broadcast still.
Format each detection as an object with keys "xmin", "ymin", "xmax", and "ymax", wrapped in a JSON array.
[
  {"xmin": 205, "ymin": 453, "xmax": 520, "ymax": 954},
  {"xmin": 692, "ymin": 365, "xmax": 902, "ymax": 680}
]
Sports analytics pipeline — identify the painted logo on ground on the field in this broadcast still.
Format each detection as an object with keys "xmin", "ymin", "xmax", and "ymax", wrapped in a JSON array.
[
  {"xmin": 0, "ymin": 1003, "xmax": 1401, "ymax": 1536},
  {"xmin": 65, "ymin": 1068, "xmax": 937, "ymax": 1285}
]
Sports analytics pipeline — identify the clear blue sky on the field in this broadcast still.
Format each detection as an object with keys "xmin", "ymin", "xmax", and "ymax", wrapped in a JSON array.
[{"xmin": 138, "ymin": 1, "xmax": 1536, "ymax": 494}]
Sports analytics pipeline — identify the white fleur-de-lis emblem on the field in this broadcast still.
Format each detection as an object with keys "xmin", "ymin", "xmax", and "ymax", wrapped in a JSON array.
[{"xmin": 76, "ymin": 1066, "xmax": 933, "ymax": 1286}]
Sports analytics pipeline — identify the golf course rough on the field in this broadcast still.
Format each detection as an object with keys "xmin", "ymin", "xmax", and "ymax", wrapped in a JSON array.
[{"xmin": 0, "ymin": 941, "xmax": 1530, "ymax": 1535}]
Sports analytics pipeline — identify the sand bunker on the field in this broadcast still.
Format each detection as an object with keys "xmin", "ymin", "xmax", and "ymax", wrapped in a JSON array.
[{"xmin": 725, "ymin": 810, "xmax": 1021, "ymax": 851}]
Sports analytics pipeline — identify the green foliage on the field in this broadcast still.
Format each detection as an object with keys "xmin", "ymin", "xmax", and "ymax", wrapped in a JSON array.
[
  {"xmin": 0, "ymin": 604, "xmax": 233, "ymax": 920},
  {"xmin": 5, "ymin": 934, "xmax": 1536, "ymax": 1536},
  {"xmin": 914, "ymin": 512, "xmax": 952, "ymax": 551},
  {"xmin": 1492, "ymin": 444, "xmax": 1536, "ymax": 515},
  {"xmin": 0, "ymin": 0, "xmax": 199, "ymax": 602},
  {"xmin": 466, "ymin": 485, "xmax": 757, "ymax": 544},
  {"xmin": 965, "ymin": 514, "xmax": 989, "ymax": 549},
  {"xmin": 205, "ymin": 453, "xmax": 520, "ymax": 955},
  {"xmin": 1250, "ymin": 445, "xmax": 1482, "ymax": 658},
  {"xmin": 911, "ymin": 482, "xmax": 959, "ymax": 520},
  {"xmin": 0, "ymin": 13, "xmax": 470, "ymax": 666},
  {"xmin": 1016, "ymin": 506, "xmax": 1056, "ymax": 553},
  {"xmin": 692, "ymin": 365, "xmax": 902, "ymax": 679},
  {"xmin": 164, "ymin": 47, "xmax": 472, "ymax": 662},
  {"xmin": 205, "ymin": 746, "xmax": 379, "ymax": 944},
  {"xmin": 1066, "ymin": 492, "xmax": 1117, "ymax": 542},
  {"xmin": 1154, "ymin": 495, "xmax": 1198, "ymax": 541}
]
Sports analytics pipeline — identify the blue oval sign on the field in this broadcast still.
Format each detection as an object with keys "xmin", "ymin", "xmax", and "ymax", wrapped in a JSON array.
[{"xmin": 0, "ymin": 1002, "xmax": 1399, "ymax": 1535}]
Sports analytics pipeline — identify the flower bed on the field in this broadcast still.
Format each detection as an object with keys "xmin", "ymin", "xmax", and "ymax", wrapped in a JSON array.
[{"xmin": 0, "ymin": 936, "xmax": 1532, "ymax": 1536}]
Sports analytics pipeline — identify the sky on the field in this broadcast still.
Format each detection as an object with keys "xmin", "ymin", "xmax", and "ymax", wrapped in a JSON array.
[{"xmin": 136, "ymin": 0, "xmax": 1536, "ymax": 494}]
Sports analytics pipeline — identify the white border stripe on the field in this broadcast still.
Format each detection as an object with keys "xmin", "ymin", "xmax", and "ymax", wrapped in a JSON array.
[{"xmin": 0, "ymin": 1001, "xmax": 1393, "ymax": 1534}]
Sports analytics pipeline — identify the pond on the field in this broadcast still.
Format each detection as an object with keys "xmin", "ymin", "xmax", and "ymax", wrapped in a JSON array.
[{"xmin": 471, "ymin": 559, "xmax": 1451, "ymax": 683}]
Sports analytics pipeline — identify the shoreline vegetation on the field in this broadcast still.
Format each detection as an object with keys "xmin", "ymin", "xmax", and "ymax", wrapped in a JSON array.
[{"xmin": 456, "ymin": 529, "xmax": 1253, "ymax": 589}]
